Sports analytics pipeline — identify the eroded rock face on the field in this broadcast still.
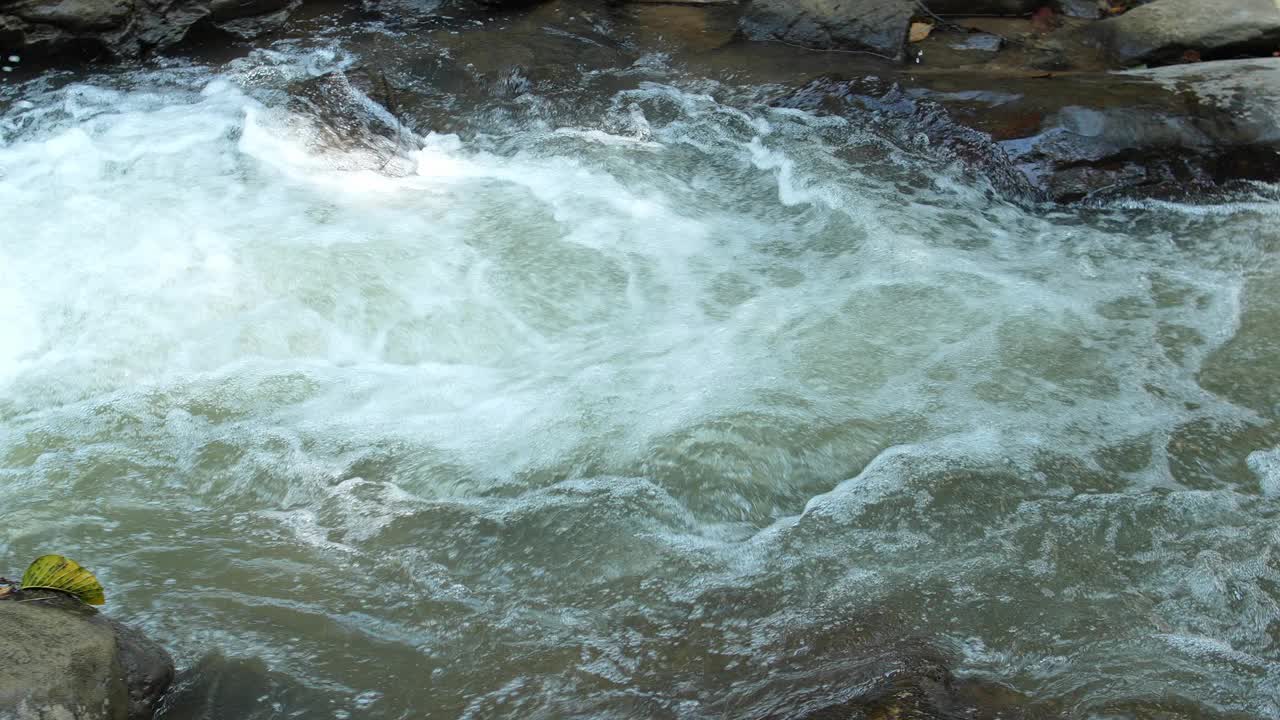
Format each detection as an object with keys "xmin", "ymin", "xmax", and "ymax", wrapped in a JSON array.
[
  {"xmin": 0, "ymin": 591, "xmax": 174, "ymax": 720},
  {"xmin": 1007, "ymin": 58, "xmax": 1280, "ymax": 201},
  {"xmin": 739, "ymin": 0, "xmax": 915, "ymax": 61},
  {"xmin": 0, "ymin": 0, "xmax": 299, "ymax": 60},
  {"xmin": 1087, "ymin": 0, "xmax": 1280, "ymax": 66},
  {"xmin": 772, "ymin": 76, "xmax": 1044, "ymax": 204},
  {"xmin": 771, "ymin": 57, "xmax": 1280, "ymax": 204}
]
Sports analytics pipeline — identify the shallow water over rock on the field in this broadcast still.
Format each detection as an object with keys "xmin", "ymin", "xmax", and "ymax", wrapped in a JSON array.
[{"xmin": 1, "ymin": 37, "xmax": 1279, "ymax": 719}]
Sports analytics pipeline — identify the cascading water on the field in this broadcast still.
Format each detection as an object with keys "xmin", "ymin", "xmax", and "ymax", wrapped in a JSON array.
[{"xmin": 2, "ymin": 42, "xmax": 1279, "ymax": 719}]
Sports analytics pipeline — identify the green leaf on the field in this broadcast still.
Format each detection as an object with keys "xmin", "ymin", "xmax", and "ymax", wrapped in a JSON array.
[{"xmin": 20, "ymin": 555, "xmax": 106, "ymax": 606}]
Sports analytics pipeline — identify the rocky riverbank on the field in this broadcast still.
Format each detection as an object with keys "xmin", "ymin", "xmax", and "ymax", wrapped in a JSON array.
[{"xmin": 7, "ymin": 0, "xmax": 1276, "ymax": 205}]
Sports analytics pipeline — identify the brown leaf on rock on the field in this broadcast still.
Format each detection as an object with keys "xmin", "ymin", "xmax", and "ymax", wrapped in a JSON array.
[{"xmin": 909, "ymin": 22, "xmax": 933, "ymax": 43}]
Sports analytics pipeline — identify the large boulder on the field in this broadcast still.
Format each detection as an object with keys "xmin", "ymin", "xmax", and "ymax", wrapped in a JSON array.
[
  {"xmin": 738, "ymin": 0, "xmax": 915, "ymax": 61},
  {"xmin": 0, "ymin": 590, "xmax": 174, "ymax": 720},
  {"xmin": 1088, "ymin": 0, "xmax": 1280, "ymax": 66},
  {"xmin": 0, "ymin": 0, "xmax": 299, "ymax": 60}
]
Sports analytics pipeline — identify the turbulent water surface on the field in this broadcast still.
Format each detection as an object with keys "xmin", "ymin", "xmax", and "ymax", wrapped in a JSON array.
[{"xmin": 2, "ymin": 39, "xmax": 1280, "ymax": 719}]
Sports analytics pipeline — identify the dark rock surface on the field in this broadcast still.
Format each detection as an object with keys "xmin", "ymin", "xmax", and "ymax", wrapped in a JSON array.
[
  {"xmin": 919, "ymin": 0, "xmax": 1100, "ymax": 18},
  {"xmin": 920, "ymin": 0, "xmax": 1043, "ymax": 15},
  {"xmin": 1006, "ymin": 58, "xmax": 1280, "ymax": 201},
  {"xmin": 770, "ymin": 56, "xmax": 1280, "ymax": 204},
  {"xmin": 285, "ymin": 69, "xmax": 422, "ymax": 175},
  {"xmin": 0, "ymin": 0, "xmax": 299, "ymax": 59},
  {"xmin": 739, "ymin": 0, "xmax": 916, "ymax": 60},
  {"xmin": 1056, "ymin": 0, "xmax": 1101, "ymax": 19},
  {"xmin": 1087, "ymin": 0, "xmax": 1280, "ymax": 66},
  {"xmin": 0, "ymin": 590, "xmax": 174, "ymax": 720},
  {"xmin": 472, "ymin": 0, "xmax": 546, "ymax": 9},
  {"xmin": 772, "ymin": 76, "xmax": 1044, "ymax": 203}
]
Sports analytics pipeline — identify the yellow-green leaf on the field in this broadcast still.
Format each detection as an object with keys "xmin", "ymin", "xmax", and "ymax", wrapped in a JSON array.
[{"xmin": 20, "ymin": 555, "xmax": 106, "ymax": 605}]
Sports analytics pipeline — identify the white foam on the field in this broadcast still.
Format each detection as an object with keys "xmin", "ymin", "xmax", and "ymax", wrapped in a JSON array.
[{"xmin": 1248, "ymin": 448, "xmax": 1280, "ymax": 497}]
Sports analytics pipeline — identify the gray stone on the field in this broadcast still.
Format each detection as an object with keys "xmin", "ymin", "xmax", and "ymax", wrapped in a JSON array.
[
  {"xmin": 739, "ymin": 0, "xmax": 915, "ymax": 60},
  {"xmin": 951, "ymin": 32, "xmax": 1003, "ymax": 52},
  {"xmin": 1015, "ymin": 58, "xmax": 1280, "ymax": 200},
  {"xmin": 1089, "ymin": 0, "xmax": 1280, "ymax": 66},
  {"xmin": 0, "ymin": 591, "xmax": 174, "ymax": 720},
  {"xmin": 1130, "ymin": 56, "xmax": 1280, "ymax": 142}
]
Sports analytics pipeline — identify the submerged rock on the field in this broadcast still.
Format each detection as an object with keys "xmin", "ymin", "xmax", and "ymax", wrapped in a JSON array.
[
  {"xmin": 695, "ymin": 605, "xmax": 1057, "ymax": 720},
  {"xmin": 739, "ymin": 0, "xmax": 915, "ymax": 61},
  {"xmin": 285, "ymin": 69, "xmax": 422, "ymax": 176},
  {"xmin": 0, "ymin": 590, "xmax": 174, "ymax": 720},
  {"xmin": 772, "ymin": 76, "xmax": 1045, "ymax": 203},
  {"xmin": 1087, "ymin": 0, "xmax": 1280, "ymax": 66}
]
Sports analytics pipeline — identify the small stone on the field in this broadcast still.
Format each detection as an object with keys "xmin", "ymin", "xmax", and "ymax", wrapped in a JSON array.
[
  {"xmin": 6, "ymin": 55, "xmax": 17, "ymax": 63},
  {"xmin": 951, "ymin": 33, "xmax": 1003, "ymax": 52},
  {"xmin": 2, "ymin": 67, "xmax": 12, "ymax": 73}
]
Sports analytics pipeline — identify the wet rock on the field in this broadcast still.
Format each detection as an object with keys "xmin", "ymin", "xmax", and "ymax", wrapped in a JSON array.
[
  {"xmin": 285, "ymin": 69, "xmax": 422, "ymax": 175},
  {"xmin": 1056, "ymin": 0, "xmax": 1101, "ymax": 19},
  {"xmin": 920, "ymin": 0, "xmax": 1101, "ymax": 17},
  {"xmin": 209, "ymin": 0, "xmax": 293, "ymax": 22},
  {"xmin": 951, "ymin": 32, "xmax": 1004, "ymax": 53},
  {"xmin": 0, "ymin": 0, "xmax": 299, "ymax": 59},
  {"xmin": 472, "ymin": 0, "xmax": 547, "ymax": 9},
  {"xmin": 773, "ymin": 57, "xmax": 1280, "ymax": 204},
  {"xmin": 5, "ymin": 0, "xmax": 134, "ymax": 33},
  {"xmin": 1024, "ymin": 35, "xmax": 1076, "ymax": 70},
  {"xmin": 1005, "ymin": 58, "xmax": 1280, "ymax": 201},
  {"xmin": 739, "ymin": 0, "xmax": 915, "ymax": 61},
  {"xmin": 0, "ymin": 590, "xmax": 174, "ymax": 720},
  {"xmin": 155, "ymin": 654, "xmax": 318, "ymax": 720},
  {"xmin": 1087, "ymin": 0, "xmax": 1280, "ymax": 66},
  {"xmin": 919, "ymin": 0, "xmax": 1041, "ymax": 15},
  {"xmin": 772, "ymin": 76, "xmax": 1044, "ymax": 203},
  {"xmin": 701, "ymin": 609, "xmax": 1056, "ymax": 720}
]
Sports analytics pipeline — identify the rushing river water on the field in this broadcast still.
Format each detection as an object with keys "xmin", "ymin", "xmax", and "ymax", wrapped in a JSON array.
[{"xmin": 2, "ymin": 37, "xmax": 1280, "ymax": 719}]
